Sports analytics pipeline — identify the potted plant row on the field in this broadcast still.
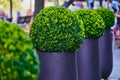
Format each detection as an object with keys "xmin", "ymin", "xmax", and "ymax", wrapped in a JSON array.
[
  {"xmin": 30, "ymin": 6, "xmax": 84, "ymax": 80},
  {"xmin": 74, "ymin": 8, "xmax": 105, "ymax": 80},
  {"xmin": 95, "ymin": 7, "xmax": 115, "ymax": 79},
  {"xmin": 0, "ymin": 21, "xmax": 40, "ymax": 80}
]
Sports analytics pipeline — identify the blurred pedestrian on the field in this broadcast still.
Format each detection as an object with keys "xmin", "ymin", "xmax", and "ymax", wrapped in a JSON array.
[
  {"xmin": 88, "ymin": 0, "xmax": 94, "ymax": 9},
  {"xmin": 62, "ymin": 0, "xmax": 69, "ymax": 8},
  {"xmin": 17, "ymin": 11, "xmax": 21, "ymax": 19},
  {"xmin": 111, "ymin": 0, "xmax": 119, "ymax": 12},
  {"xmin": 0, "ymin": 11, "xmax": 6, "ymax": 21},
  {"xmin": 71, "ymin": 1, "xmax": 84, "ymax": 11},
  {"xmin": 102, "ymin": 0, "xmax": 107, "ymax": 8}
]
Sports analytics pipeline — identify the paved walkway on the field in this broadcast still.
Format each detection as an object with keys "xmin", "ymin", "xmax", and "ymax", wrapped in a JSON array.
[
  {"xmin": 109, "ymin": 46, "xmax": 120, "ymax": 80},
  {"xmin": 107, "ymin": 34, "xmax": 120, "ymax": 80}
]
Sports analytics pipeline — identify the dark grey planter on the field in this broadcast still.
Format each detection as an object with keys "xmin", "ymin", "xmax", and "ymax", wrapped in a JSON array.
[
  {"xmin": 99, "ymin": 28, "xmax": 113, "ymax": 79},
  {"xmin": 76, "ymin": 39, "xmax": 101, "ymax": 80},
  {"xmin": 36, "ymin": 50, "xmax": 76, "ymax": 80}
]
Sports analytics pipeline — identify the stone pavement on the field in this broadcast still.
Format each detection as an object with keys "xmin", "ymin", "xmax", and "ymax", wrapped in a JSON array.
[
  {"xmin": 106, "ymin": 36, "xmax": 120, "ymax": 80},
  {"xmin": 108, "ymin": 46, "xmax": 120, "ymax": 80}
]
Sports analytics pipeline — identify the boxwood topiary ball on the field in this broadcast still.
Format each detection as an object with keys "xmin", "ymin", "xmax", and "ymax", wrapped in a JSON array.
[
  {"xmin": 30, "ymin": 6, "xmax": 84, "ymax": 52},
  {"xmin": 0, "ymin": 21, "xmax": 40, "ymax": 80},
  {"xmin": 95, "ymin": 8, "xmax": 115, "ymax": 28},
  {"xmin": 74, "ymin": 9, "xmax": 105, "ymax": 39}
]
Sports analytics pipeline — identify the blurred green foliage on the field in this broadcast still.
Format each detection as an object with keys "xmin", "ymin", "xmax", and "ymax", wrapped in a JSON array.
[
  {"xmin": 30, "ymin": 6, "xmax": 84, "ymax": 52},
  {"xmin": 74, "ymin": 8, "xmax": 105, "ymax": 39},
  {"xmin": 0, "ymin": 21, "xmax": 40, "ymax": 80},
  {"xmin": 95, "ymin": 8, "xmax": 115, "ymax": 28},
  {"xmin": 0, "ymin": 0, "xmax": 23, "ymax": 11}
]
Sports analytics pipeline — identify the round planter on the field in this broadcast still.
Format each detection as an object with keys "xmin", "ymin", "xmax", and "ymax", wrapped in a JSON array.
[
  {"xmin": 99, "ymin": 28, "xmax": 113, "ymax": 79},
  {"xmin": 36, "ymin": 50, "xmax": 76, "ymax": 80},
  {"xmin": 76, "ymin": 39, "xmax": 101, "ymax": 80}
]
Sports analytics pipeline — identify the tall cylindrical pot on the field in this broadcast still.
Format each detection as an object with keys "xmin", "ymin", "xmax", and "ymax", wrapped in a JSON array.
[
  {"xmin": 99, "ymin": 28, "xmax": 113, "ymax": 79},
  {"xmin": 36, "ymin": 51, "xmax": 76, "ymax": 80},
  {"xmin": 76, "ymin": 39, "xmax": 101, "ymax": 80}
]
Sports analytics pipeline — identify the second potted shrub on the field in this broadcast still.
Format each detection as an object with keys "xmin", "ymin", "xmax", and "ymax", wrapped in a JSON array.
[
  {"xmin": 95, "ymin": 8, "xmax": 115, "ymax": 79},
  {"xmin": 74, "ymin": 9, "xmax": 105, "ymax": 80},
  {"xmin": 30, "ymin": 6, "xmax": 84, "ymax": 80}
]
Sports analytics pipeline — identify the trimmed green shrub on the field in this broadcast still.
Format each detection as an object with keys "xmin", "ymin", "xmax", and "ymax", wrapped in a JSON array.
[
  {"xmin": 0, "ymin": 21, "xmax": 40, "ymax": 80},
  {"xmin": 74, "ymin": 9, "xmax": 105, "ymax": 39},
  {"xmin": 30, "ymin": 6, "xmax": 84, "ymax": 52},
  {"xmin": 95, "ymin": 8, "xmax": 115, "ymax": 28}
]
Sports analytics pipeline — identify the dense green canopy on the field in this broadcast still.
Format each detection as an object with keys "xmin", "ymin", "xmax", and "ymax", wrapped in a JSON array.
[{"xmin": 30, "ymin": 6, "xmax": 84, "ymax": 52}]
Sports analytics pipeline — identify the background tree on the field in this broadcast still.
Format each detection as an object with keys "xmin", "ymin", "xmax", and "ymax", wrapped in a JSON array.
[
  {"xmin": 100, "ymin": 0, "xmax": 102, "ymax": 7},
  {"xmin": 0, "ymin": 0, "xmax": 23, "ymax": 11},
  {"xmin": 34, "ymin": 0, "xmax": 44, "ymax": 17},
  {"xmin": 54, "ymin": 0, "xmax": 59, "ymax": 6}
]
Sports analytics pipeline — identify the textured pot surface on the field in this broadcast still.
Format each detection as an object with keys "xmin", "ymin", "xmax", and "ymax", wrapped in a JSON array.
[
  {"xmin": 77, "ymin": 39, "xmax": 101, "ymax": 80},
  {"xmin": 99, "ymin": 28, "xmax": 113, "ymax": 79},
  {"xmin": 36, "ymin": 51, "xmax": 76, "ymax": 80}
]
